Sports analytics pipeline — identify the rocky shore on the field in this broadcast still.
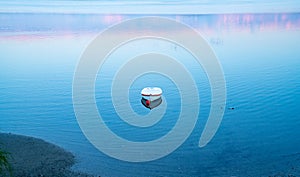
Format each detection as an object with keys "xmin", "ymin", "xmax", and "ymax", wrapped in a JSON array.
[{"xmin": 0, "ymin": 133, "xmax": 93, "ymax": 177}]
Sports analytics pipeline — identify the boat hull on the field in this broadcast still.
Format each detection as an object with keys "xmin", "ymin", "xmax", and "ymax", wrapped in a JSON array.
[{"xmin": 141, "ymin": 97, "xmax": 162, "ymax": 110}]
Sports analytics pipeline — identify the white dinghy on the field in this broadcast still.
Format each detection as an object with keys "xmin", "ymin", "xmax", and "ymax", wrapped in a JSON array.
[{"xmin": 140, "ymin": 87, "xmax": 163, "ymax": 109}]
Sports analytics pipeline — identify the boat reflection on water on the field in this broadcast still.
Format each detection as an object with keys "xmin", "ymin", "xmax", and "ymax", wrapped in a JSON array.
[
  {"xmin": 141, "ymin": 97, "xmax": 162, "ymax": 110},
  {"xmin": 140, "ymin": 87, "xmax": 162, "ymax": 110}
]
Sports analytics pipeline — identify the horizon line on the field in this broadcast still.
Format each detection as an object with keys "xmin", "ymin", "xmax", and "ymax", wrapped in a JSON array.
[{"xmin": 0, "ymin": 1, "xmax": 300, "ymax": 14}]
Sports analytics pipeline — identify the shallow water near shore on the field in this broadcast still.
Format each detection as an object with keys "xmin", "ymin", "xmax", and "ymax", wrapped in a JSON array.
[{"xmin": 1, "ymin": 12, "xmax": 300, "ymax": 176}]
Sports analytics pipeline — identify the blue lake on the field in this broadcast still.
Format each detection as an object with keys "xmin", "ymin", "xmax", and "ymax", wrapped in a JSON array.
[{"xmin": 1, "ymin": 13, "xmax": 300, "ymax": 176}]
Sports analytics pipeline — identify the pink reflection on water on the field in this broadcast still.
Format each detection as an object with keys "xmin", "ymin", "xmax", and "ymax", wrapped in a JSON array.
[
  {"xmin": 218, "ymin": 13, "xmax": 300, "ymax": 32},
  {"xmin": 177, "ymin": 13, "xmax": 300, "ymax": 34},
  {"xmin": 0, "ymin": 31, "xmax": 97, "ymax": 41},
  {"xmin": 103, "ymin": 15, "xmax": 124, "ymax": 24},
  {"xmin": 1, "ymin": 13, "xmax": 299, "ymax": 41}
]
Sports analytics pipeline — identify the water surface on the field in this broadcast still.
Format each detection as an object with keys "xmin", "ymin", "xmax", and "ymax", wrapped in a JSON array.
[{"xmin": 1, "ymin": 13, "xmax": 300, "ymax": 176}]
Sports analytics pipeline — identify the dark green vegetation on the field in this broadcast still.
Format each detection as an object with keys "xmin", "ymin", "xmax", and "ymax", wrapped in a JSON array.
[{"xmin": 0, "ymin": 148, "xmax": 12, "ymax": 177}]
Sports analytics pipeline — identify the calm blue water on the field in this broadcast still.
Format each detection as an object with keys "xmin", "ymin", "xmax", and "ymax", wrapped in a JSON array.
[{"xmin": 1, "ymin": 13, "xmax": 300, "ymax": 176}]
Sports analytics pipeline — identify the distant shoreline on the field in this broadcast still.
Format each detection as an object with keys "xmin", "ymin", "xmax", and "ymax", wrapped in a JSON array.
[
  {"xmin": 0, "ymin": 0, "xmax": 299, "ymax": 14},
  {"xmin": 0, "ymin": 133, "xmax": 93, "ymax": 177}
]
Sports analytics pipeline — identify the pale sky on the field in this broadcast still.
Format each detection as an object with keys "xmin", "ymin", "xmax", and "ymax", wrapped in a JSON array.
[{"xmin": 0, "ymin": 0, "xmax": 299, "ymax": 14}]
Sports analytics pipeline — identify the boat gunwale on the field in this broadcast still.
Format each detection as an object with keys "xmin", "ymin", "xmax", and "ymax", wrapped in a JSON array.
[{"xmin": 141, "ymin": 93, "xmax": 162, "ymax": 96}]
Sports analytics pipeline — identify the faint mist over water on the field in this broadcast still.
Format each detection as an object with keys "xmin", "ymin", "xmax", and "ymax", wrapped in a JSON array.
[{"xmin": 0, "ymin": 10, "xmax": 300, "ymax": 177}]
